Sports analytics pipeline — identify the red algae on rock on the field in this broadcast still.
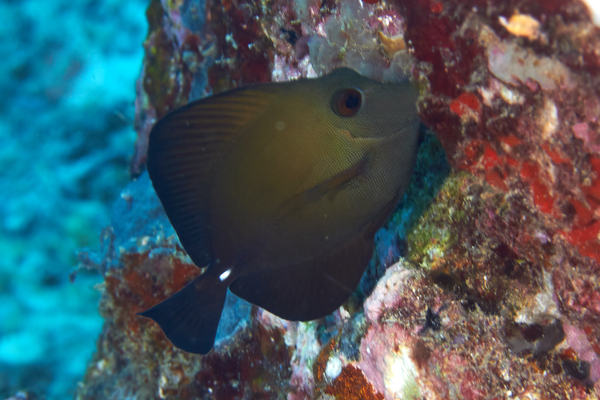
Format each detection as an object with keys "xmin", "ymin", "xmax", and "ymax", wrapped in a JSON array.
[
  {"xmin": 208, "ymin": 0, "xmax": 274, "ymax": 90},
  {"xmin": 324, "ymin": 365, "xmax": 384, "ymax": 400},
  {"xmin": 132, "ymin": 0, "xmax": 217, "ymax": 175},
  {"xmin": 409, "ymin": 0, "xmax": 600, "ymax": 266},
  {"xmin": 77, "ymin": 0, "xmax": 600, "ymax": 398},
  {"xmin": 76, "ymin": 229, "xmax": 291, "ymax": 399}
]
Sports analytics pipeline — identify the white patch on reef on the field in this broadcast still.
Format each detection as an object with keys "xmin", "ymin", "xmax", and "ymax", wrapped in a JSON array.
[
  {"xmin": 583, "ymin": 0, "xmax": 600, "ymax": 25},
  {"xmin": 271, "ymin": 54, "xmax": 288, "ymax": 82},
  {"xmin": 385, "ymin": 346, "xmax": 419, "ymax": 399},
  {"xmin": 499, "ymin": 84, "xmax": 525, "ymax": 105},
  {"xmin": 515, "ymin": 268, "xmax": 560, "ymax": 324},
  {"xmin": 478, "ymin": 86, "xmax": 495, "ymax": 106},
  {"xmin": 488, "ymin": 40, "xmax": 575, "ymax": 90},
  {"xmin": 359, "ymin": 322, "xmax": 420, "ymax": 400},
  {"xmin": 303, "ymin": 58, "xmax": 318, "ymax": 78},
  {"xmin": 325, "ymin": 356, "xmax": 342, "ymax": 380},
  {"xmin": 540, "ymin": 97, "xmax": 559, "ymax": 140},
  {"xmin": 338, "ymin": 305, "xmax": 350, "ymax": 321}
]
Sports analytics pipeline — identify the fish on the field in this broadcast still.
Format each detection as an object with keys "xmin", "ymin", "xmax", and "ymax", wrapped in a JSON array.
[{"xmin": 140, "ymin": 67, "xmax": 421, "ymax": 354}]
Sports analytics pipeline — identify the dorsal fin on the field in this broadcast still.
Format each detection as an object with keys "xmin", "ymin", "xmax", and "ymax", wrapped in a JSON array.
[{"xmin": 147, "ymin": 87, "xmax": 278, "ymax": 267}]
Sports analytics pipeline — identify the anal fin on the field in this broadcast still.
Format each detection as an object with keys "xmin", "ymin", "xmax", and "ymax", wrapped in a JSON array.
[{"xmin": 230, "ymin": 232, "xmax": 374, "ymax": 321}]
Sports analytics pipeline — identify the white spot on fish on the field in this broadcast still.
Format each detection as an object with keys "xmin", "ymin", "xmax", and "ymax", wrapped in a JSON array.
[{"xmin": 220, "ymin": 269, "xmax": 232, "ymax": 281}]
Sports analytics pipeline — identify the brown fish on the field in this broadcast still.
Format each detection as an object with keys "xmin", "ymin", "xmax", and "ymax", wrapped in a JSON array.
[{"xmin": 140, "ymin": 68, "xmax": 420, "ymax": 354}]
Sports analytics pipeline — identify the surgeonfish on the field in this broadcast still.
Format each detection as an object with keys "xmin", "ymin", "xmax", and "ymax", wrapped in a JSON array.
[{"xmin": 140, "ymin": 68, "xmax": 421, "ymax": 354}]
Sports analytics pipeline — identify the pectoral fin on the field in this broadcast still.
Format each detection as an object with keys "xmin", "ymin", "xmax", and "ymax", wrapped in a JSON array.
[{"xmin": 280, "ymin": 157, "xmax": 368, "ymax": 215}]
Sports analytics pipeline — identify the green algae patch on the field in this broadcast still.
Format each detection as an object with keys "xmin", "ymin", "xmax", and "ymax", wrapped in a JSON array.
[
  {"xmin": 387, "ymin": 132, "xmax": 451, "ymax": 240},
  {"xmin": 406, "ymin": 171, "xmax": 470, "ymax": 269}
]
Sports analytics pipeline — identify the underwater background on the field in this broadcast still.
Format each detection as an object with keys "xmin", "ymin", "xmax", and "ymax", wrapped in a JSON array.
[
  {"xmin": 3, "ymin": 0, "xmax": 600, "ymax": 399},
  {"xmin": 0, "ymin": 0, "xmax": 148, "ymax": 398}
]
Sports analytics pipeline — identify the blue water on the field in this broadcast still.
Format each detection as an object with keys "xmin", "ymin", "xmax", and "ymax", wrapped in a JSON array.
[{"xmin": 0, "ymin": 0, "xmax": 148, "ymax": 398}]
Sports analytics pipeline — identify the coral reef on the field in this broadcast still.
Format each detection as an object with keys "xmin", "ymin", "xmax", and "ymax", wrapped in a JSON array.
[
  {"xmin": 78, "ymin": 0, "xmax": 600, "ymax": 398},
  {"xmin": 0, "ymin": 0, "xmax": 147, "ymax": 398}
]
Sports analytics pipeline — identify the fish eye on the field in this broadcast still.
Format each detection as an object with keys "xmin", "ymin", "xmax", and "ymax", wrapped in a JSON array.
[{"xmin": 332, "ymin": 88, "xmax": 363, "ymax": 117}]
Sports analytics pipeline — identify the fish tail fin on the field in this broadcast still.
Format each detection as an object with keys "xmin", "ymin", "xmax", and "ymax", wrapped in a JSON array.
[{"xmin": 138, "ymin": 273, "xmax": 227, "ymax": 354}]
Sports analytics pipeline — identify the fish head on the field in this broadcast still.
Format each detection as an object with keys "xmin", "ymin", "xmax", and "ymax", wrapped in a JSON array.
[{"xmin": 315, "ymin": 67, "xmax": 421, "ymax": 141}]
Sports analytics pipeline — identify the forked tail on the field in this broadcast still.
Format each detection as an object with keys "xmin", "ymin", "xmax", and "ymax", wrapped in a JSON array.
[{"xmin": 139, "ymin": 273, "xmax": 227, "ymax": 354}]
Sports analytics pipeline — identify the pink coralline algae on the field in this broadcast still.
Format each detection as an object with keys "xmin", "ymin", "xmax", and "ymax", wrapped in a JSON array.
[{"xmin": 77, "ymin": 0, "xmax": 600, "ymax": 398}]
